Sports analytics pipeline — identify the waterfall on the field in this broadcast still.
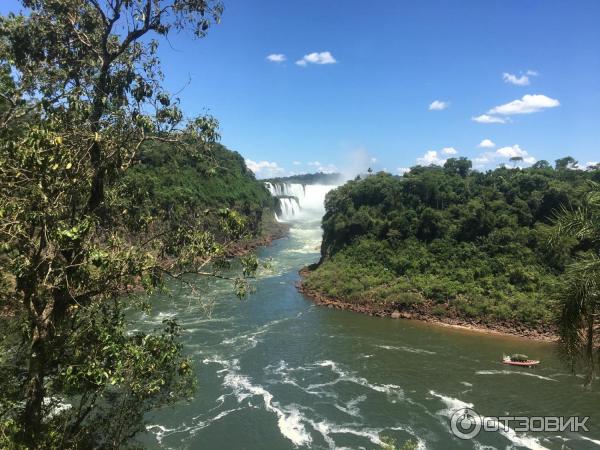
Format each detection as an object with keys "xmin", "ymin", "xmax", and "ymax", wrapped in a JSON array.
[{"xmin": 265, "ymin": 182, "xmax": 335, "ymax": 221}]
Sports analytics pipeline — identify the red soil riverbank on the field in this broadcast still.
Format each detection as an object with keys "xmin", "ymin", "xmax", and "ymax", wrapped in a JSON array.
[{"xmin": 297, "ymin": 268, "xmax": 557, "ymax": 342}]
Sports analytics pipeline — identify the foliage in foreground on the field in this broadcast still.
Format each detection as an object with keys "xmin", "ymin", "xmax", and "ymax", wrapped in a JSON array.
[
  {"xmin": 552, "ymin": 181, "xmax": 600, "ymax": 385},
  {"xmin": 305, "ymin": 159, "xmax": 599, "ymax": 325},
  {"xmin": 0, "ymin": 0, "xmax": 268, "ymax": 448}
]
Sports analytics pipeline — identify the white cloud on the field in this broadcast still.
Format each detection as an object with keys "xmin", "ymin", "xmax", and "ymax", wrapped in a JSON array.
[
  {"xmin": 417, "ymin": 150, "xmax": 446, "ymax": 166},
  {"xmin": 473, "ymin": 155, "xmax": 492, "ymax": 166},
  {"xmin": 245, "ymin": 159, "xmax": 285, "ymax": 178},
  {"xmin": 585, "ymin": 161, "xmax": 599, "ymax": 169},
  {"xmin": 370, "ymin": 157, "xmax": 378, "ymax": 163},
  {"xmin": 503, "ymin": 72, "xmax": 530, "ymax": 86},
  {"xmin": 429, "ymin": 100, "xmax": 449, "ymax": 111},
  {"xmin": 472, "ymin": 114, "xmax": 507, "ymax": 124},
  {"xmin": 503, "ymin": 70, "xmax": 538, "ymax": 86},
  {"xmin": 292, "ymin": 161, "xmax": 301, "ymax": 166},
  {"xmin": 473, "ymin": 144, "xmax": 536, "ymax": 169},
  {"xmin": 266, "ymin": 53, "xmax": 286, "ymax": 63},
  {"xmin": 397, "ymin": 167, "xmax": 411, "ymax": 175},
  {"xmin": 496, "ymin": 144, "xmax": 527, "ymax": 159},
  {"xmin": 478, "ymin": 139, "xmax": 496, "ymax": 148},
  {"xmin": 441, "ymin": 147, "xmax": 458, "ymax": 155},
  {"xmin": 296, "ymin": 51, "xmax": 337, "ymax": 66},
  {"xmin": 488, "ymin": 94, "xmax": 560, "ymax": 115}
]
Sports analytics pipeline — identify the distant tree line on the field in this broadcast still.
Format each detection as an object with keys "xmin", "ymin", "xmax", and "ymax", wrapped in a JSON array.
[{"xmin": 265, "ymin": 172, "xmax": 343, "ymax": 185}]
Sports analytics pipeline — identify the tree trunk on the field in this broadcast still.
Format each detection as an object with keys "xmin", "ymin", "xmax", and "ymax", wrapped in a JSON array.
[
  {"xmin": 585, "ymin": 315, "xmax": 595, "ymax": 387},
  {"xmin": 86, "ymin": 65, "xmax": 109, "ymax": 213},
  {"xmin": 22, "ymin": 319, "xmax": 49, "ymax": 448}
]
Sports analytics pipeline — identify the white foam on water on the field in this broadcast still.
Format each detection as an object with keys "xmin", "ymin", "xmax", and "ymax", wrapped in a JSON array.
[
  {"xmin": 473, "ymin": 444, "xmax": 498, "ymax": 450},
  {"xmin": 308, "ymin": 360, "xmax": 404, "ymax": 400},
  {"xmin": 202, "ymin": 356, "xmax": 240, "ymax": 372},
  {"xmin": 146, "ymin": 423, "xmax": 192, "ymax": 445},
  {"xmin": 207, "ymin": 358, "xmax": 319, "ymax": 447},
  {"xmin": 332, "ymin": 395, "xmax": 366, "ymax": 418},
  {"xmin": 147, "ymin": 408, "xmax": 243, "ymax": 444},
  {"xmin": 579, "ymin": 435, "xmax": 600, "ymax": 446},
  {"xmin": 306, "ymin": 418, "xmax": 427, "ymax": 450},
  {"xmin": 377, "ymin": 344, "xmax": 437, "ymax": 355},
  {"xmin": 430, "ymin": 391, "xmax": 549, "ymax": 450},
  {"xmin": 460, "ymin": 381, "xmax": 473, "ymax": 387},
  {"xmin": 224, "ymin": 372, "xmax": 312, "ymax": 446},
  {"xmin": 476, "ymin": 370, "xmax": 557, "ymax": 382},
  {"xmin": 265, "ymin": 360, "xmax": 306, "ymax": 390},
  {"xmin": 220, "ymin": 318, "xmax": 288, "ymax": 351}
]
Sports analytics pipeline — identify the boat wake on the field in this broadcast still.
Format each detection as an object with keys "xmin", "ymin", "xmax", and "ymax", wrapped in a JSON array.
[{"xmin": 475, "ymin": 369, "xmax": 557, "ymax": 382}]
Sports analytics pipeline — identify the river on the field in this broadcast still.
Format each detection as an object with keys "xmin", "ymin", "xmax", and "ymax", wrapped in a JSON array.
[{"xmin": 133, "ymin": 185, "xmax": 600, "ymax": 450}]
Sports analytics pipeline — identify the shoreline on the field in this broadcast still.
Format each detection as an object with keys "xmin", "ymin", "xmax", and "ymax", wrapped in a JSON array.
[
  {"xmin": 297, "ymin": 268, "xmax": 558, "ymax": 343},
  {"xmin": 226, "ymin": 220, "xmax": 290, "ymax": 257}
]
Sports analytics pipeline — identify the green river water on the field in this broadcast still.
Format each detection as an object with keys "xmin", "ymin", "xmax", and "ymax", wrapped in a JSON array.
[{"xmin": 132, "ymin": 191, "xmax": 600, "ymax": 450}]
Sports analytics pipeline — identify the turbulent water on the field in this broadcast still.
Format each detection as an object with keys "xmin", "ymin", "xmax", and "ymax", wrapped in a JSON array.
[{"xmin": 133, "ymin": 185, "xmax": 600, "ymax": 450}]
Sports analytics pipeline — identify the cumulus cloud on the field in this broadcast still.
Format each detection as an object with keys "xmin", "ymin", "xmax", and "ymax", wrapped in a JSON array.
[
  {"xmin": 441, "ymin": 147, "xmax": 458, "ymax": 155},
  {"xmin": 495, "ymin": 144, "xmax": 535, "ymax": 163},
  {"xmin": 417, "ymin": 150, "xmax": 446, "ymax": 166},
  {"xmin": 245, "ymin": 159, "xmax": 285, "ymax": 178},
  {"xmin": 488, "ymin": 94, "xmax": 560, "ymax": 115},
  {"xmin": 503, "ymin": 70, "xmax": 538, "ymax": 86},
  {"xmin": 266, "ymin": 53, "xmax": 286, "ymax": 63},
  {"xmin": 478, "ymin": 139, "xmax": 496, "ymax": 148},
  {"xmin": 503, "ymin": 72, "xmax": 530, "ymax": 86},
  {"xmin": 296, "ymin": 51, "xmax": 337, "ymax": 66},
  {"xmin": 429, "ymin": 100, "xmax": 449, "ymax": 111},
  {"xmin": 585, "ymin": 161, "xmax": 599, "ymax": 170},
  {"xmin": 472, "ymin": 114, "xmax": 507, "ymax": 124},
  {"xmin": 473, "ymin": 144, "xmax": 536, "ymax": 169},
  {"xmin": 292, "ymin": 161, "xmax": 301, "ymax": 166},
  {"xmin": 397, "ymin": 167, "xmax": 411, "ymax": 175}
]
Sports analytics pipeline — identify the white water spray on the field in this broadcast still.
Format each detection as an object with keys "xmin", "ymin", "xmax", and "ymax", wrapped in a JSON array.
[{"xmin": 264, "ymin": 182, "xmax": 336, "ymax": 222}]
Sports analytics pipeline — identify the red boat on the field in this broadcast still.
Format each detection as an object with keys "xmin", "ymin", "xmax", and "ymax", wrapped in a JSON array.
[{"xmin": 502, "ymin": 355, "xmax": 540, "ymax": 367}]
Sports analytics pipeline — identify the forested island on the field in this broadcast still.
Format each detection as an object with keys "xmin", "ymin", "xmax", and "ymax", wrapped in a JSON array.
[{"xmin": 301, "ymin": 158, "xmax": 600, "ymax": 340}]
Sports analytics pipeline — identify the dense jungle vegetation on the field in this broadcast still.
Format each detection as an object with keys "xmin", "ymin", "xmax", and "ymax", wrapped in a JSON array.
[
  {"xmin": 304, "ymin": 158, "xmax": 600, "ymax": 326},
  {"xmin": 121, "ymin": 141, "xmax": 273, "ymax": 237}
]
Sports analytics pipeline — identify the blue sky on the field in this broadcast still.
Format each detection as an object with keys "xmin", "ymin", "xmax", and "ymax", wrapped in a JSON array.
[{"xmin": 3, "ymin": 1, "xmax": 600, "ymax": 177}]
